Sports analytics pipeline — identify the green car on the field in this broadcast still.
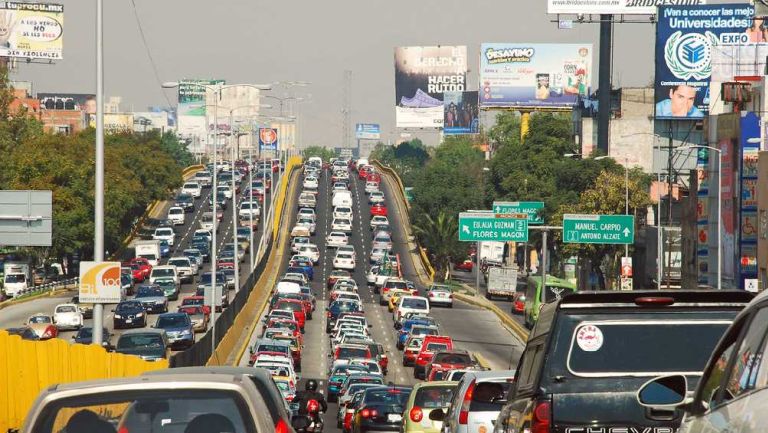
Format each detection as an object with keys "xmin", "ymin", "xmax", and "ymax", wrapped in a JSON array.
[
  {"xmin": 155, "ymin": 277, "xmax": 179, "ymax": 301},
  {"xmin": 402, "ymin": 381, "xmax": 457, "ymax": 433},
  {"xmin": 523, "ymin": 275, "xmax": 577, "ymax": 329}
]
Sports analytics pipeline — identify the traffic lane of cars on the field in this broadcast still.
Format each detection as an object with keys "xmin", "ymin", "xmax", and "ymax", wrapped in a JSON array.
[{"xmin": 375, "ymin": 173, "xmax": 524, "ymax": 369}]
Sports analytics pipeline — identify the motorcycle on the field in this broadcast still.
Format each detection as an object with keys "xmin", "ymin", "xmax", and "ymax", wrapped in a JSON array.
[{"xmin": 291, "ymin": 398, "xmax": 324, "ymax": 433}]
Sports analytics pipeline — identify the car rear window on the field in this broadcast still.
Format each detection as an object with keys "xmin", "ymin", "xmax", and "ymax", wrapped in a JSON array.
[
  {"xmin": 426, "ymin": 343, "xmax": 449, "ymax": 352},
  {"xmin": 388, "ymin": 281, "xmax": 408, "ymax": 290},
  {"xmin": 468, "ymin": 382, "xmax": 513, "ymax": 411},
  {"xmin": 414, "ymin": 386, "xmax": 455, "ymax": 408},
  {"xmin": 258, "ymin": 344, "xmax": 289, "ymax": 354},
  {"xmin": 433, "ymin": 353, "xmax": 471, "ymax": 364},
  {"xmin": 566, "ymin": 320, "xmax": 732, "ymax": 376},
  {"xmin": 402, "ymin": 298, "xmax": 427, "ymax": 309},
  {"xmin": 338, "ymin": 347, "xmax": 369, "ymax": 359},
  {"xmin": 364, "ymin": 389, "xmax": 411, "ymax": 406},
  {"xmin": 543, "ymin": 285, "xmax": 576, "ymax": 303}
]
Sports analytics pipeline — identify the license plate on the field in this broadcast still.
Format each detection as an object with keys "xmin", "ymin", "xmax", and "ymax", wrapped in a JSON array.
[
  {"xmin": 125, "ymin": 319, "xmax": 132, "ymax": 324},
  {"xmin": 387, "ymin": 414, "xmax": 402, "ymax": 422}
]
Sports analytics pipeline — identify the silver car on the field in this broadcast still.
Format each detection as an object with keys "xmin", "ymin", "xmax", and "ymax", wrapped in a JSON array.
[{"xmin": 441, "ymin": 371, "xmax": 516, "ymax": 433}]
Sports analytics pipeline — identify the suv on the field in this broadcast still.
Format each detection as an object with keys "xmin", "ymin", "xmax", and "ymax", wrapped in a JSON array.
[
  {"xmin": 496, "ymin": 290, "xmax": 752, "ymax": 433},
  {"xmin": 437, "ymin": 371, "xmax": 516, "ymax": 433}
]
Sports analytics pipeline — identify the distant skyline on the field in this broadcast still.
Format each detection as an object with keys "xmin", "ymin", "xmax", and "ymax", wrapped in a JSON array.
[{"xmin": 12, "ymin": 0, "xmax": 744, "ymax": 147}]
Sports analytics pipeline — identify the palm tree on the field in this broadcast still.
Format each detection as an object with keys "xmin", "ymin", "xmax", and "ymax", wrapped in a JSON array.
[{"xmin": 413, "ymin": 211, "xmax": 461, "ymax": 282}]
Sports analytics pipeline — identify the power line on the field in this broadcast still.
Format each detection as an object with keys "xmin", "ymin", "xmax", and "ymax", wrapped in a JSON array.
[{"xmin": 128, "ymin": 0, "xmax": 172, "ymax": 107}]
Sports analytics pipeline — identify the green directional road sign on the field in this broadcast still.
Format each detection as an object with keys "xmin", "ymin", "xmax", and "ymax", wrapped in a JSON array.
[
  {"xmin": 459, "ymin": 211, "xmax": 529, "ymax": 242},
  {"xmin": 563, "ymin": 214, "xmax": 635, "ymax": 244},
  {"xmin": 493, "ymin": 201, "xmax": 544, "ymax": 224}
]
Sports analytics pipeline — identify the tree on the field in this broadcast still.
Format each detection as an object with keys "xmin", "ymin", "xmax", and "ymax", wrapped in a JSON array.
[
  {"xmin": 302, "ymin": 145, "xmax": 335, "ymax": 162},
  {"xmin": 412, "ymin": 211, "xmax": 466, "ymax": 282},
  {"xmin": 553, "ymin": 169, "xmax": 652, "ymax": 289}
]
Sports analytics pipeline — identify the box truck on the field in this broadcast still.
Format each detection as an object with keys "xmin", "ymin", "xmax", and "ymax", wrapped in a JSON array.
[
  {"xmin": 134, "ymin": 240, "xmax": 161, "ymax": 266},
  {"xmin": 3, "ymin": 260, "xmax": 33, "ymax": 297}
]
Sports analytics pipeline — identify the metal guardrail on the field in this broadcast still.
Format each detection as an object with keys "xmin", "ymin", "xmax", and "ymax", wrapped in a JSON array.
[{"xmin": 3, "ymin": 277, "xmax": 79, "ymax": 300}]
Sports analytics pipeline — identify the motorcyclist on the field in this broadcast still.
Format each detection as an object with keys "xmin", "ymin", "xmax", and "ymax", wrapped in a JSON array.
[{"xmin": 294, "ymin": 379, "xmax": 328, "ymax": 417}]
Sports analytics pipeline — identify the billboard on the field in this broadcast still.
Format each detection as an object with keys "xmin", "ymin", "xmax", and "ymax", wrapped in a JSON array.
[
  {"xmin": 356, "ymin": 123, "xmax": 381, "ymax": 140},
  {"xmin": 133, "ymin": 111, "xmax": 168, "ymax": 131},
  {"xmin": 479, "ymin": 43, "xmax": 592, "ymax": 109},
  {"xmin": 79, "ymin": 261, "xmax": 121, "ymax": 303},
  {"xmin": 259, "ymin": 128, "xmax": 278, "ymax": 151},
  {"xmin": 177, "ymin": 79, "xmax": 224, "ymax": 116},
  {"xmin": 394, "ymin": 46, "xmax": 467, "ymax": 128},
  {"xmin": 0, "ymin": 3, "xmax": 63, "ymax": 60},
  {"xmin": 38, "ymin": 93, "xmax": 95, "ymax": 113},
  {"xmin": 655, "ymin": 4, "xmax": 754, "ymax": 120},
  {"xmin": 443, "ymin": 91, "xmax": 479, "ymax": 135},
  {"xmin": 103, "ymin": 113, "xmax": 133, "ymax": 134},
  {"xmin": 548, "ymin": 0, "xmax": 706, "ymax": 15},
  {"xmin": 738, "ymin": 112, "xmax": 760, "ymax": 290}
]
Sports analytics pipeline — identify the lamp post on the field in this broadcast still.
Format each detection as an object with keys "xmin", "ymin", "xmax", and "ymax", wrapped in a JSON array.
[
  {"xmin": 93, "ymin": 0, "xmax": 105, "ymax": 346},
  {"xmin": 675, "ymin": 144, "xmax": 722, "ymax": 290},
  {"xmin": 161, "ymin": 82, "xmax": 271, "ymax": 355}
]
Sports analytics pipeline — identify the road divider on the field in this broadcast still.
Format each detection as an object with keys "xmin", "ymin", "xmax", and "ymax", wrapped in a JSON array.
[
  {"xmin": 0, "ymin": 330, "xmax": 168, "ymax": 432},
  {"xmin": 452, "ymin": 291, "xmax": 529, "ymax": 342}
]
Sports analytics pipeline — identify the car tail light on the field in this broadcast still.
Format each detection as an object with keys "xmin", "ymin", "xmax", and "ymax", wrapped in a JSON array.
[
  {"xmin": 327, "ymin": 311, "xmax": 332, "ymax": 318},
  {"xmin": 532, "ymin": 401, "xmax": 551, "ymax": 433},
  {"xmin": 409, "ymin": 406, "xmax": 423, "ymax": 422},
  {"xmin": 344, "ymin": 412, "xmax": 354, "ymax": 429},
  {"xmin": 275, "ymin": 418, "xmax": 290, "ymax": 433},
  {"xmin": 360, "ymin": 408, "xmax": 378, "ymax": 418},
  {"xmin": 634, "ymin": 296, "xmax": 675, "ymax": 306},
  {"xmin": 459, "ymin": 380, "xmax": 476, "ymax": 425},
  {"xmin": 42, "ymin": 327, "xmax": 54, "ymax": 339}
]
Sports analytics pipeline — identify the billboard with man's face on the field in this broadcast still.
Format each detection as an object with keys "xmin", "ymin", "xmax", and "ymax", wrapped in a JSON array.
[{"xmin": 655, "ymin": 4, "xmax": 755, "ymax": 120}]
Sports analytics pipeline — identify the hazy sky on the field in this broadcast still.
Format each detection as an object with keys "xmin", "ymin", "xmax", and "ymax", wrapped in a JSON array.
[{"xmin": 13, "ymin": 0, "xmax": 739, "ymax": 147}]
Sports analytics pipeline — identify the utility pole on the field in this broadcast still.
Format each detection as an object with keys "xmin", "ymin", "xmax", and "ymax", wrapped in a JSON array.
[
  {"xmin": 93, "ymin": 0, "xmax": 105, "ymax": 346},
  {"xmin": 666, "ymin": 121, "xmax": 673, "ymax": 290},
  {"xmin": 597, "ymin": 14, "xmax": 612, "ymax": 155},
  {"xmin": 342, "ymin": 70, "xmax": 352, "ymax": 151}
]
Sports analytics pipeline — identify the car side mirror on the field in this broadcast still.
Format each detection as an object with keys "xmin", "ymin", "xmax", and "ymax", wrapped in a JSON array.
[
  {"xmin": 429, "ymin": 409, "xmax": 445, "ymax": 421},
  {"xmin": 637, "ymin": 375, "xmax": 690, "ymax": 409}
]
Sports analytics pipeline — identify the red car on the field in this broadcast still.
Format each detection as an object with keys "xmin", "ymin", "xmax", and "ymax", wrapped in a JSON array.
[
  {"xmin": 425, "ymin": 349, "xmax": 476, "ymax": 380},
  {"xmin": 180, "ymin": 296, "xmax": 211, "ymax": 315},
  {"xmin": 129, "ymin": 257, "xmax": 152, "ymax": 280},
  {"xmin": 359, "ymin": 166, "xmax": 372, "ymax": 179},
  {"xmin": 366, "ymin": 173, "xmax": 381, "ymax": 183},
  {"xmin": 274, "ymin": 299, "xmax": 306, "ymax": 330},
  {"xmin": 414, "ymin": 335, "xmax": 454, "ymax": 379},
  {"xmin": 453, "ymin": 259, "xmax": 473, "ymax": 272},
  {"xmin": 370, "ymin": 204, "xmax": 387, "ymax": 217}
]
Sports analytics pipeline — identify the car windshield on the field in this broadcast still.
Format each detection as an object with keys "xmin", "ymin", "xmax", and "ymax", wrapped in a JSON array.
[
  {"xmin": 433, "ymin": 353, "xmax": 472, "ymax": 364},
  {"xmin": 414, "ymin": 386, "xmax": 456, "ymax": 408},
  {"xmin": 402, "ymin": 298, "xmax": 427, "ymax": 309},
  {"xmin": 168, "ymin": 259, "xmax": 188, "ymax": 267},
  {"xmin": 257, "ymin": 344, "xmax": 289, "ymax": 354},
  {"xmin": 137, "ymin": 287, "xmax": 164, "ymax": 297},
  {"xmin": 56, "ymin": 305, "xmax": 77, "ymax": 313},
  {"xmin": 33, "ymin": 390, "xmax": 254, "ymax": 433},
  {"xmin": 29, "ymin": 316, "xmax": 51, "ymax": 324},
  {"xmin": 153, "ymin": 269, "xmax": 174, "ymax": 277},
  {"xmin": 155, "ymin": 229, "xmax": 172, "ymax": 236},
  {"xmin": 118, "ymin": 334, "xmax": 164, "ymax": 350},
  {"xmin": 156, "ymin": 316, "xmax": 188, "ymax": 328}
]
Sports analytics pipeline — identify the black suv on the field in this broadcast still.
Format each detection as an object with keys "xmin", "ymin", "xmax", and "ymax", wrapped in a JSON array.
[{"xmin": 497, "ymin": 290, "xmax": 752, "ymax": 433}]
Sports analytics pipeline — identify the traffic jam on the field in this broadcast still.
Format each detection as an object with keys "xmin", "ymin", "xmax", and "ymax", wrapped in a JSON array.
[{"xmin": 246, "ymin": 156, "xmax": 518, "ymax": 433}]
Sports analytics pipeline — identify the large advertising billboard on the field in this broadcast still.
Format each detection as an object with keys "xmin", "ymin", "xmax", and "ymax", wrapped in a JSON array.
[
  {"xmin": 394, "ymin": 46, "xmax": 467, "ymax": 128},
  {"xmin": 38, "ymin": 93, "xmax": 95, "ymax": 113},
  {"xmin": 655, "ymin": 4, "xmax": 754, "ymax": 120},
  {"xmin": 443, "ymin": 91, "xmax": 479, "ymax": 135},
  {"xmin": 548, "ymin": 0, "xmax": 707, "ymax": 15},
  {"xmin": 479, "ymin": 43, "xmax": 592, "ymax": 109},
  {"xmin": 177, "ymin": 79, "xmax": 223, "ymax": 139},
  {"xmin": 0, "ymin": 3, "xmax": 63, "ymax": 60}
]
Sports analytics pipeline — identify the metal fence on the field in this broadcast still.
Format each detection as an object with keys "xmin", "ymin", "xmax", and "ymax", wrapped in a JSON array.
[{"xmin": 0, "ymin": 277, "xmax": 79, "ymax": 303}]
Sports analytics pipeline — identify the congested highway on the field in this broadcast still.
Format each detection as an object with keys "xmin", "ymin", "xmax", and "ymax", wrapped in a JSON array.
[
  {"xmin": 237, "ymin": 157, "xmax": 522, "ymax": 433},
  {"xmin": 0, "ymin": 159, "xmax": 280, "ymax": 354}
]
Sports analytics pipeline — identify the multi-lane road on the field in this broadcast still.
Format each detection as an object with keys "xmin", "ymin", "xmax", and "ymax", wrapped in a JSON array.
[
  {"xmin": 0, "ymin": 165, "xmax": 280, "ymax": 351},
  {"xmin": 238, "ymin": 162, "xmax": 524, "ymax": 433}
]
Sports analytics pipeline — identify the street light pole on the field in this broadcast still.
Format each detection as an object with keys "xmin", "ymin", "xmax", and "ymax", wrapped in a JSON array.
[
  {"xmin": 230, "ymin": 111, "xmax": 240, "ymax": 295},
  {"xmin": 249, "ymin": 146, "xmax": 254, "ymax": 274},
  {"xmin": 210, "ymin": 85, "xmax": 219, "ymax": 356},
  {"xmin": 93, "ymin": 0, "xmax": 105, "ymax": 346}
]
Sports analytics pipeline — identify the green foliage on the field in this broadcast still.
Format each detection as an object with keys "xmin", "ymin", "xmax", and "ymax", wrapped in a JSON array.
[
  {"xmin": 370, "ymin": 139, "xmax": 429, "ymax": 186},
  {"xmin": 412, "ymin": 211, "xmax": 465, "ymax": 282},
  {"xmin": 302, "ymin": 145, "xmax": 336, "ymax": 162}
]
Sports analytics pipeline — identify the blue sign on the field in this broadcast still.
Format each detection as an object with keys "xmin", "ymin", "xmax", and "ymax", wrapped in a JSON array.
[
  {"xmin": 655, "ymin": 4, "xmax": 754, "ymax": 120},
  {"xmin": 258, "ymin": 128, "xmax": 279, "ymax": 151},
  {"xmin": 355, "ymin": 123, "xmax": 381, "ymax": 140}
]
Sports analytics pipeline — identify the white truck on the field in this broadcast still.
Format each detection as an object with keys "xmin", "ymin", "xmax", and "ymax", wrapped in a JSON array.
[
  {"xmin": 478, "ymin": 241, "xmax": 505, "ymax": 264},
  {"xmin": 134, "ymin": 240, "xmax": 161, "ymax": 266},
  {"xmin": 3, "ymin": 260, "xmax": 33, "ymax": 297},
  {"xmin": 485, "ymin": 266, "xmax": 518, "ymax": 300}
]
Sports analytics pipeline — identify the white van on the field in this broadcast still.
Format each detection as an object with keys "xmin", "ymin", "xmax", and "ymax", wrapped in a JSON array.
[
  {"xmin": 167, "ymin": 206, "xmax": 185, "ymax": 226},
  {"xmin": 150, "ymin": 265, "xmax": 179, "ymax": 286},
  {"xmin": 332, "ymin": 190, "xmax": 353, "ymax": 208}
]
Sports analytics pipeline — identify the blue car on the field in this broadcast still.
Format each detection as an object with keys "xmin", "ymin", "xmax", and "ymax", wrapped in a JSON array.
[
  {"xmin": 287, "ymin": 264, "xmax": 313, "ymax": 281},
  {"xmin": 159, "ymin": 239, "xmax": 171, "ymax": 258},
  {"xmin": 154, "ymin": 312, "xmax": 194, "ymax": 350},
  {"xmin": 396, "ymin": 319, "xmax": 435, "ymax": 349},
  {"xmin": 327, "ymin": 364, "xmax": 368, "ymax": 402}
]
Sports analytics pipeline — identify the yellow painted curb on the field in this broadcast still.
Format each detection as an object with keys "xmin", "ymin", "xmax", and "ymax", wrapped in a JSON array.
[
  {"xmin": 473, "ymin": 352, "xmax": 491, "ymax": 370},
  {"xmin": 453, "ymin": 292, "xmax": 529, "ymax": 343}
]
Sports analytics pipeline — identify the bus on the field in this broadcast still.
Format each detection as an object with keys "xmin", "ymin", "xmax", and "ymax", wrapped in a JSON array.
[{"xmin": 523, "ymin": 275, "xmax": 577, "ymax": 329}]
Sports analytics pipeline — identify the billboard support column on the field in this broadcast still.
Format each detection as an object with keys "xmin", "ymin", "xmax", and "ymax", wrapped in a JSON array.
[
  {"xmin": 521, "ymin": 112, "xmax": 530, "ymax": 141},
  {"xmin": 597, "ymin": 14, "xmax": 612, "ymax": 155}
]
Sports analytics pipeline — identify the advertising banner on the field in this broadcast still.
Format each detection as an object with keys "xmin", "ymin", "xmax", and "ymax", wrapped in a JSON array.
[
  {"xmin": 0, "ymin": 2, "xmax": 63, "ymax": 59},
  {"xmin": 655, "ymin": 4, "xmax": 754, "ymax": 120},
  {"xmin": 738, "ymin": 112, "xmax": 760, "ymax": 289},
  {"xmin": 355, "ymin": 123, "xmax": 381, "ymax": 140},
  {"xmin": 177, "ymin": 79, "xmax": 224, "ymax": 116},
  {"xmin": 79, "ymin": 261, "xmax": 121, "ymax": 303},
  {"xmin": 104, "ymin": 113, "xmax": 134, "ymax": 134},
  {"xmin": 548, "ymin": 0, "xmax": 707, "ymax": 15},
  {"xmin": 394, "ymin": 46, "xmax": 467, "ymax": 128},
  {"xmin": 259, "ymin": 128, "xmax": 278, "ymax": 151},
  {"xmin": 696, "ymin": 147, "xmax": 710, "ymax": 285},
  {"xmin": 38, "ymin": 93, "xmax": 95, "ymax": 113},
  {"xmin": 133, "ymin": 111, "xmax": 169, "ymax": 131},
  {"xmin": 443, "ymin": 91, "xmax": 479, "ymax": 135},
  {"xmin": 479, "ymin": 43, "xmax": 592, "ymax": 109}
]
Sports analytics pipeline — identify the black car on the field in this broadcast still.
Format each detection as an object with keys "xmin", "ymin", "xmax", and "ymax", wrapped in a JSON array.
[
  {"xmin": 326, "ymin": 300, "xmax": 362, "ymax": 333},
  {"xmin": 191, "ymin": 240, "xmax": 211, "ymax": 262},
  {"xmin": 6, "ymin": 327, "xmax": 40, "ymax": 340},
  {"xmin": 352, "ymin": 386, "xmax": 412, "ymax": 433},
  {"xmin": 72, "ymin": 326, "xmax": 112, "ymax": 348},
  {"xmin": 113, "ymin": 300, "xmax": 147, "ymax": 329},
  {"xmin": 497, "ymin": 290, "xmax": 753, "ymax": 433},
  {"xmin": 175, "ymin": 193, "xmax": 195, "ymax": 213}
]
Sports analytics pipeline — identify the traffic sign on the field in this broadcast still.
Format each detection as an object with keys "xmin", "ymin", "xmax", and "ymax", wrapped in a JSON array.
[
  {"xmin": 563, "ymin": 214, "xmax": 635, "ymax": 244},
  {"xmin": 355, "ymin": 123, "xmax": 381, "ymax": 140},
  {"xmin": 459, "ymin": 211, "xmax": 528, "ymax": 242},
  {"xmin": 493, "ymin": 201, "xmax": 544, "ymax": 224}
]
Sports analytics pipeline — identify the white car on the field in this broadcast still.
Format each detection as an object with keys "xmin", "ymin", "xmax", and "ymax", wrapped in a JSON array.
[
  {"xmin": 153, "ymin": 227, "xmax": 175, "ymax": 246},
  {"xmin": 303, "ymin": 176, "xmax": 319, "ymax": 190},
  {"xmin": 332, "ymin": 218, "xmax": 353, "ymax": 233},
  {"xmin": 167, "ymin": 206, "xmax": 185, "ymax": 226},
  {"xmin": 193, "ymin": 229, "xmax": 212, "ymax": 243},
  {"xmin": 365, "ymin": 181, "xmax": 380, "ymax": 193},
  {"xmin": 333, "ymin": 206, "xmax": 354, "ymax": 221},
  {"xmin": 368, "ymin": 191, "xmax": 385, "ymax": 204},
  {"xmin": 181, "ymin": 181, "xmax": 202, "ymax": 198},
  {"xmin": 326, "ymin": 231, "xmax": 349, "ymax": 248},
  {"xmin": 238, "ymin": 201, "xmax": 261, "ymax": 219},
  {"xmin": 333, "ymin": 252, "xmax": 356, "ymax": 270},
  {"xmin": 337, "ymin": 245, "xmax": 356, "ymax": 259},
  {"xmin": 53, "ymin": 303, "xmax": 83, "ymax": 331},
  {"xmin": 297, "ymin": 216, "xmax": 316, "ymax": 235},
  {"xmin": 299, "ymin": 244, "xmax": 320, "ymax": 264},
  {"xmin": 372, "ymin": 232, "xmax": 393, "ymax": 250},
  {"xmin": 332, "ymin": 182, "xmax": 348, "ymax": 191},
  {"xmin": 298, "ymin": 208, "xmax": 316, "ymax": 221},
  {"xmin": 394, "ymin": 296, "xmax": 430, "ymax": 321},
  {"xmin": 216, "ymin": 185, "xmax": 233, "ymax": 200},
  {"xmin": 369, "ymin": 247, "xmax": 390, "ymax": 265},
  {"xmin": 292, "ymin": 236, "xmax": 311, "ymax": 254},
  {"xmin": 167, "ymin": 256, "xmax": 195, "ymax": 282},
  {"xmin": 370, "ymin": 215, "xmax": 389, "ymax": 230},
  {"xmin": 426, "ymin": 286, "xmax": 453, "ymax": 308},
  {"xmin": 199, "ymin": 213, "xmax": 215, "ymax": 232}
]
